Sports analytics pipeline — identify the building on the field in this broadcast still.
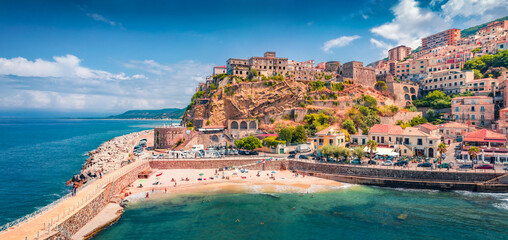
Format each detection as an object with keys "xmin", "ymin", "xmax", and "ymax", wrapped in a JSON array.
[
  {"xmin": 465, "ymin": 77, "xmax": 499, "ymax": 96},
  {"xmin": 226, "ymin": 58, "xmax": 249, "ymax": 77},
  {"xmin": 313, "ymin": 127, "xmax": 347, "ymax": 156},
  {"xmin": 226, "ymin": 52, "xmax": 289, "ymax": 78},
  {"xmin": 368, "ymin": 124, "xmax": 440, "ymax": 157},
  {"xmin": 421, "ymin": 70, "xmax": 474, "ymax": 94},
  {"xmin": 213, "ymin": 66, "xmax": 227, "ymax": 76},
  {"xmin": 388, "ymin": 45, "xmax": 411, "ymax": 61},
  {"xmin": 460, "ymin": 129, "xmax": 508, "ymax": 164},
  {"xmin": 154, "ymin": 126, "xmax": 187, "ymax": 149},
  {"xmin": 227, "ymin": 119, "xmax": 258, "ymax": 139},
  {"xmin": 437, "ymin": 122, "xmax": 476, "ymax": 142},
  {"xmin": 497, "ymin": 107, "xmax": 508, "ymax": 137},
  {"xmin": 338, "ymin": 61, "xmax": 376, "ymax": 88},
  {"xmin": 422, "ymin": 29, "xmax": 461, "ymax": 50},
  {"xmin": 451, "ymin": 96, "xmax": 495, "ymax": 127}
]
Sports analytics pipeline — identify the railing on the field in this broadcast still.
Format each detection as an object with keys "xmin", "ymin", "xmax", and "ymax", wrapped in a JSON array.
[{"xmin": 0, "ymin": 154, "xmax": 149, "ymax": 240}]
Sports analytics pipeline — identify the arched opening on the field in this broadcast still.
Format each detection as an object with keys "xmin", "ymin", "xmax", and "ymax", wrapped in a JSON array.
[
  {"xmin": 230, "ymin": 121, "xmax": 239, "ymax": 129},
  {"xmin": 410, "ymin": 87, "xmax": 416, "ymax": 94},
  {"xmin": 240, "ymin": 121, "xmax": 248, "ymax": 130},
  {"xmin": 403, "ymin": 86, "xmax": 409, "ymax": 92},
  {"xmin": 428, "ymin": 148, "xmax": 434, "ymax": 158},
  {"xmin": 411, "ymin": 95, "xmax": 417, "ymax": 100},
  {"xmin": 405, "ymin": 94, "xmax": 410, "ymax": 100},
  {"xmin": 249, "ymin": 121, "xmax": 257, "ymax": 129},
  {"xmin": 211, "ymin": 135, "xmax": 219, "ymax": 142}
]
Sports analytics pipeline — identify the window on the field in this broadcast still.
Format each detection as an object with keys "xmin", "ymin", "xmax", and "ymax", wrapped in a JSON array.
[
  {"xmin": 381, "ymin": 137, "xmax": 385, "ymax": 143},
  {"xmin": 429, "ymin": 140, "xmax": 433, "ymax": 144},
  {"xmin": 471, "ymin": 115, "xmax": 475, "ymax": 120},
  {"xmin": 456, "ymin": 115, "xmax": 459, "ymax": 119},
  {"xmin": 404, "ymin": 138, "xmax": 409, "ymax": 144},
  {"xmin": 329, "ymin": 139, "xmax": 333, "ymax": 145},
  {"xmin": 481, "ymin": 106, "xmax": 485, "ymax": 112},
  {"xmin": 417, "ymin": 139, "xmax": 423, "ymax": 145},
  {"xmin": 471, "ymin": 106, "xmax": 475, "ymax": 112},
  {"xmin": 455, "ymin": 107, "xmax": 459, "ymax": 111},
  {"xmin": 319, "ymin": 138, "xmax": 323, "ymax": 146}
]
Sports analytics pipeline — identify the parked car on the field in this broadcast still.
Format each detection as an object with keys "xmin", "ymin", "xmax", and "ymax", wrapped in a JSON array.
[
  {"xmin": 299, "ymin": 155, "xmax": 309, "ymax": 159},
  {"xmin": 504, "ymin": 166, "xmax": 508, "ymax": 171},
  {"xmin": 475, "ymin": 164, "xmax": 493, "ymax": 169},
  {"xmin": 238, "ymin": 150, "xmax": 246, "ymax": 155},
  {"xmin": 438, "ymin": 162, "xmax": 453, "ymax": 168},
  {"xmin": 289, "ymin": 150, "xmax": 297, "ymax": 155},
  {"xmin": 351, "ymin": 159, "xmax": 361, "ymax": 165},
  {"xmin": 367, "ymin": 160, "xmax": 377, "ymax": 165},
  {"xmin": 381, "ymin": 160, "xmax": 393, "ymax": 166},
  {"xmin": 288, "ymin": 154, "xmax": 296, "ymax": 159},
  {"xmin": 417, "ymin": 162, "xmax": 432, "ymax": 168},
  {"xmin": 394, "ymin": 161, "xmax": 408, "ymax": 166},
  {"xmin": 250, "ymin": 151, "xmax": 259, "ymax": 155},
  {"xmin": 459, "ymin": 164, "xmax": 473, "ymax": 169}
]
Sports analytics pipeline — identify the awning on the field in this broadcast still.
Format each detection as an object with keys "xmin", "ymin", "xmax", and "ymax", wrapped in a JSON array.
[{"xmin": 363, "ymin": 146, "xmax": 398, "ymax": 156}]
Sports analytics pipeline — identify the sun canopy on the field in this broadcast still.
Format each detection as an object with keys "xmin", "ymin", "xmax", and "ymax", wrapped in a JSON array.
[{"xmin": 364, "ymin": 147, "xmax": 398, "ymax": 156}]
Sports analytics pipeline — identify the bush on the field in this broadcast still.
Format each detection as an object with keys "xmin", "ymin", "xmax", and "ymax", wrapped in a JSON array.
[{"xmin": 235, "ymin": 136, "xmax": 262, "ymax": 150}]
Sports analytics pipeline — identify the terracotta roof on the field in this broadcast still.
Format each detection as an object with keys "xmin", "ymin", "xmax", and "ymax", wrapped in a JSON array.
[
  {"xmin": 439, "ymin": 122, "xmax": 473, "ymax": 129},
  {"xmin": 418, "ymin": 123, "xmax": 438, "ymax": 131},
  {"xmin": 369, "ymin": 124, "xmax": 404, "ymax": 135},
  {"xmin": 452, "ymin": 96, "xmax": 492, "ymax": 100},
  {"xmin": 402, "ymin": 127, "xmax": 430, "ymax": 137},
  {"xmin": 464, "ymin": 129, "xmax": 506, "ymax": 143},
  {"xmin": 214, "ymin": 65, "xmax": 226, "ymax": 68},
  {"xmin": 316, "ymin": 127, "xmax": 343, "ymax": 136},
  {"xmin": 201, "ymin": 125, "xmax": 225, "ymax": 129}
]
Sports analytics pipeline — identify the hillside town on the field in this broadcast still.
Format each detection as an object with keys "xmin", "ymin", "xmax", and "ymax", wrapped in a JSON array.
[{"xmin": 153, "ymin": 19, "xmax": 508, "ymax": 170}]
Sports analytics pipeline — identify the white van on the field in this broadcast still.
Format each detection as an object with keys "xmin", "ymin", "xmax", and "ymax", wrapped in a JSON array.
[
  {"xmin": 192, "ymin": 144, "xmax": 204, "ymax": 151},
  {"xmin": 296, "ymin": 144, "xmax": 312, "ymax": 153}
]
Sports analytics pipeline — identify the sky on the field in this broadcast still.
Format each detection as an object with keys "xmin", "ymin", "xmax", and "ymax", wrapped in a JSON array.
[{"xmin": 0, "ymin": 0, "xmax": 506, "ymax": 117}]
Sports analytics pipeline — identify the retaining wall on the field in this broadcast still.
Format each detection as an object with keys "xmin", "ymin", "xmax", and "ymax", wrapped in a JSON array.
[
  {"xmin": 288, "ymin": 161, "xmax": 502, "ymax": 182},
  {"xmin": 47, "ymin": 162, "xmax": 149, "ymax": 239}
]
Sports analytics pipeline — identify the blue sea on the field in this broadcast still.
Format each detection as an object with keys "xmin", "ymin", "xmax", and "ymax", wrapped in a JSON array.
[
  {"xmin": 94, "ymin": 188, "xmax": 508, "ymax": 240},
  {"xmin": 0, "ymin": 118, "xmax": 176, "ymax": 226},
  {"xmin": 2, "ymin": 119, "xmax": 508, "ymax": 239}
]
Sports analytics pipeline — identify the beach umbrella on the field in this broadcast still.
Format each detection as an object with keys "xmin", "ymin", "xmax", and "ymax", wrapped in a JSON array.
[
  {"xmin": 139, "ymin": 179, "xmax": 146, "ymax": 182},
  {"xmin": 271, "ymin": 171, "xmax": 276, "ymax": 173},
  {"xmin": 199, "ymin": 173, "xmax": 204, "ymax": 176}
]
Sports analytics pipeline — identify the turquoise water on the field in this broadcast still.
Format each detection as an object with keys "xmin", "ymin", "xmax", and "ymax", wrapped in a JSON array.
[
  {"xmin": 94, "ymin": 187, "xmax": 508, "ymax": 240},
  {"xmin": 0, "ymin": 119, "xmax": 176, "ymax": 225}
]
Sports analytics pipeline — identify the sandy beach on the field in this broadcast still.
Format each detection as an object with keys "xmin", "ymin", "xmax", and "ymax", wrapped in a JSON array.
[{"xmin": 122, "ymin": 169, "xmax": 348, "ymax": 201}]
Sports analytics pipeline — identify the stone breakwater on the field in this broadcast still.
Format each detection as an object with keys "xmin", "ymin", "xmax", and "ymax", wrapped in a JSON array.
[{"xmin": 69, "ymin": 130, "xmax": 152, "ymax": 185}]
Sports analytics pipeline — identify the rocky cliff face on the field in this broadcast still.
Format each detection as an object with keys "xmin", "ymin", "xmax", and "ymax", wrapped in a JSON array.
[{"xmin": 184, "ymin": 76, "xmax": 396, "ymax": 128}]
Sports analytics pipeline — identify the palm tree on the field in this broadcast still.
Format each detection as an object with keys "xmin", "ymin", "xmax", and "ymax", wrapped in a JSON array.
[
  {"xmin": 468, "ymin": 146, "xmax": 480, "ymax": 169},
  {"xmin": 437, "ymin": 143, "xmax": 448, "ymax": 165},
  {"xmin": 366, "ymin": 140, "xmax": 377, "ymax": 162}
]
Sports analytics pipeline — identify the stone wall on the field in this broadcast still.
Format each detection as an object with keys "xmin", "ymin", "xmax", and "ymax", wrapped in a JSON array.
[
  {"xmin": 288, "ymin": 161, "xmax": 502, "ymax": 182},
  {"xmin": 48, "ymin": 162, "xmax": 149, "ymax": 239},
  {"xmin": 380, "ymin": 111, "xmax": 422, "ymax": 125}
]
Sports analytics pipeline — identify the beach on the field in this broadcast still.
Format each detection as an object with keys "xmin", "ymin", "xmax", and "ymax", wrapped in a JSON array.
[{"xmin": 124, "ymin": 168, "xmax": 346, "ymax": 200}]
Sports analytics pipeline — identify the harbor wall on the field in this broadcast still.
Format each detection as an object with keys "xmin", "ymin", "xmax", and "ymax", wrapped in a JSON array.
[
  {"xmin": 47, "ymin": 162, "xmax": 149, "ymax": 239},
  {"xmin": 149, "ymin": 158, "xmax": 287, "ymax": 170}
]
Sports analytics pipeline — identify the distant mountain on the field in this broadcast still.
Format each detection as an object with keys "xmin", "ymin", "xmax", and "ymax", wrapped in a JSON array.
[
  {"xmin": 108, "ymin": 108, "xmax": 185, "ymax": 119},
  {"xmin": 461, "ymin": 16, "xmax": 508, "ymax": 37}
]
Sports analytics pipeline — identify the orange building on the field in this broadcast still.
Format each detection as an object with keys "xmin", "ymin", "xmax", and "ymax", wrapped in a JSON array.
[{"xmin": 422, "ymin": 29, "xmax": 461, "ymax": 50}]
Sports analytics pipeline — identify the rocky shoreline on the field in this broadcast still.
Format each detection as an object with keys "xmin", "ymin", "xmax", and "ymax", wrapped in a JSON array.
[{"xmin": 67, "ymin": 130, "xmax": 153, "ymax": 187}]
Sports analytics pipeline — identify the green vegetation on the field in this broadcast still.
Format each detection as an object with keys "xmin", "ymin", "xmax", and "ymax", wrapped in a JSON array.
[
  {"xmin": 320, "ymin": 145, "xmax": 352, "ymax": 162},
  {"xmin": 353, "ymin": 146, "xmax": 365, "ymax": 160},
  {"xmin": 366, "ymin": 140, "xmax": 377, "ymax": 161},
  {"xmin": 108, "ymin": 108, "xmax": 186, "ymax": 119},
  {"xmin": 343, "ymin": 95, "xmax": 381, "ymax": 134},
  {"xmin": 377, "ymin": 105, "xmax": 399, "ymax": 117},
  {"xmin": 342, "ymin": 119, "xmax": 356, "ymax": 134},
  {"xmin": 463, "ymin": 50, "xmax": 508, "ymax": 77},
  {"xmin": 234, "ymin": 136, "xmax": 262, "ymax": 150},
  {"xmin": 413, "ymin": 90, "xmax": 451, "ymax": 109},
  {"xmin": 262, "ymin": 136, "xmax": 285, "ymax": 148},
  {"xmin": 308, "ymin": 81, "xmax": 326, "ymax": 91},
  {"xmin": 395, "ymin": 115, "xmax": 428, "ymax": 128},
  {"xmin": 303, "ymin": 111, "xmax": 335, "ymax": 136},
  {"xmin": 277, "ymin": 125, "xmax": 307, "ymax": 144}
]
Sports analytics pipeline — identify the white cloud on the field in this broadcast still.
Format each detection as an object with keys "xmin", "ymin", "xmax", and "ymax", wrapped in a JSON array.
[
  {"xmin": 440, "ymin": 0, "xmax": 505, "ymax": 19},
  {"xmin": 370, "ymin": 0, "xmax": 450, "ymax": 49},
  {"xmin": 370, "ymin": 38, "xmax": 394, "ymax": 57},
  {"xmin": 0, "ymin": 55, "xmax": 213, "ymax": 113},
  {"xmin": 322, "ymin": 35, "xmax": 361, "ymax": 53},
  {"xmin": 86, "ymin": 13, "xmax": 121, "ymax": 27}
]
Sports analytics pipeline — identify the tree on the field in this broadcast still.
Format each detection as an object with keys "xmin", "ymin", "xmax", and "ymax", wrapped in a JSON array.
[
  {"xmin": 473, "ymin": 69, "xmax": 483, "ymax": 79},
  {"xmin": 353, "ymin": 146, "xmax": 365, "ymax": 160},
  {"xmin": 437, "ymin": 143, "xmax": 448, "ymax": 165},
  {"xmin": 278, "ymin": 127, "xmax": 293, "ymax": 143},
  {"xmin": 366, "ymin": 140, "xmax": 377, "ymax": 161},
  {"xmin": 292, "ymin": 125, "xmax": 307, "ymax": 143},
  {"xmin": 342, "ymin": 119, "xmax": 357, "ymax": 134},
  {"xmin": 234, "ymin": 136, "xmax": 262, "ymax": 150},
  {"xmin": 468, "ymin": 146, "xmax": 480, "ymax": 169},
  {"xmin": 320, "ymin": 145, "xmax": 334, "ymax": 160},
  {"xmin": 263, "ymin": 136, "xmax": 285, "ymax": 148}
]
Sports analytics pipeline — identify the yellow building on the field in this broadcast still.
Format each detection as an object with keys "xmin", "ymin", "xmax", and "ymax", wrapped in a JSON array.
[{"xmin": 312, "ymin": 127, "xmax": 347, "ymax": 156}]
